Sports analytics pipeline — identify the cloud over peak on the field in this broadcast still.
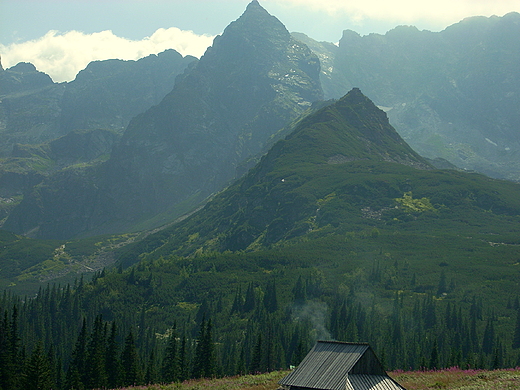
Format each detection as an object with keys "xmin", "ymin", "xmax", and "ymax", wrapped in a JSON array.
[
  {"xmin": 0, "ymin": 28, "xmax": 214, "ymax": 83},
  {"xmin": 274, "ymin": 0, "xmax": 517, "ymax": 27}
]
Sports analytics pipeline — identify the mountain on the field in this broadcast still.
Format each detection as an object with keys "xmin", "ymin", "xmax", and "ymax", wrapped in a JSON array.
[
  {"xmin": 0, "ymin": 50, "xmax": 195, "ymax": 155},
  {"xmin": 0, "ymin": 50, "xmax": 195, "ymax": 231},
  {"xmin": 59, "ymin": 49, "xmax": 196, "ymax": 135},
  {"xmin": 116, "ymin": 88, "xmax": 520, "ymax": 264},
  {"xmin": 303, "ymin": 13, "xmax": 520, "ymax": 181},
  {"xmin": 0, "ymin": 62, "xmax": 65, "ymax": 155},
  {"xmin": 4, "ymin": 0, "xmax": 323, "ymax": 239}
]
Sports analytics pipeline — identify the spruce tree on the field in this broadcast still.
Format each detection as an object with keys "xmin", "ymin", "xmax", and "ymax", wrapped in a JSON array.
[
  {"xmin": 192, "ymin": 318, "xmax": 206, "ymax": 379},
  {"xmin": 105, "ymin": 321, "xmax": 121, "ymax": 388},
  {"xmin": 0, "ymin": 310, "xmax": 12, "ymax": 389},
  {"xmin": 192, "ymin": 318, "xmax": 216, "ymax": 378},
  {"xmin": 243, "ymin": 283, "xmax": 256, "ymax": 313},
  {"xmin": 202, "ymin": 319, "xmax": 216, "ymax": 378},
  {"xmin": 437, "ymin": 270, "xmax": 447, "ymax": 296},
  {"xmin": 482, "ymin": 318, "xmax": 495, "ymax": 355},
  {"xmin": 162, "ymin": 324, "xmax": 179, "ymax": 383},
  {"xmin": 230, "ymin": 286, "xmax": 243, "ymax": 314},
  {"xmin": 292, "ymin": 338, "xmax": 307, "ymax": 367},
  {"xmin": 23, "ymin": 342, "xmax": 53, "ymax": 390},
  {"xmin": 512, "ymin": 309, "xmax": 520, "ymax": 349},
  {"xmin": 86, "ymin": 315, "xmax": 107, "ymax": 389},
  {"xmin": 121, "ymin": 331, "xmax": 140, "ymax": 386},
  {"xmin": 145, "ymin": 349, "xmax": 159, "ymax": 385},
  {"xmin": 8, "ymin": 306, "xmax": 21, "ymax": 389},
  {"xmin": 264, "ymin": 280, "xmax": 278, "ymax": 313},
  {"xmin": 250, "ymin": 333, "xmax": 262, "ymax": 374},
  {"xmin": 178, "ymin": 334, "xmax": 188, "ymax": 381},
  {"xmin": 292, "ymin": 276, "xmax": 306, "ymax": 304},
  {"xmin": 65, "ymin": 319, "xmax": 87, "ymax": 390},
  {"xmin": 429, "ymin": 341, "xmax": 439, "ymax": 369}
]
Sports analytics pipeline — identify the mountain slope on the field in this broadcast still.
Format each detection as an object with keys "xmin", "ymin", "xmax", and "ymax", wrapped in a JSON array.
[
  {"xmin": 5, "ymin": 0, "xmax": 323, "ymax": 239},
  {"xmin": 117, "ymin": 88, "xmax": 520, "ymax": 262},
  {"xmin": 0, "ymin": 50, "xmax": 196, "ymax": 227}
]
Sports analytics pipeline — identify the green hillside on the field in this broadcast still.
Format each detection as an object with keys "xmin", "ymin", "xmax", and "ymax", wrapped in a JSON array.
[
  {"xmin": 118, "ymin": 88, "xmax": 520, "ymax": 258},
  {"xmin": 1, "ymin": 88, "xmax": 520, "ymax": 390}
]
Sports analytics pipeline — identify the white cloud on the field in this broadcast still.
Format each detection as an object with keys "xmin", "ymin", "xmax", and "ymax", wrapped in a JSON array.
[
  {"xmin": 273, "ymin": 0, "xmax": 518, "ymax": 28},
  {"xmin": 0, "ymin": 28, "xmax": 214, "ymax": 83}
]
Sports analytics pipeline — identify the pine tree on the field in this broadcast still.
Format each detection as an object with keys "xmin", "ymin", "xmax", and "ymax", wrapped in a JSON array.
[
  {"xmin": 86, "ymin": 315, "xmax": 107, "ymax": 389},
  {"xmin": 263, "ymin": 280, "xmax": 278, "ymax": 313},
  {"xmin": 162, "ymin": 324, "xmax": 179, "ymax": 383},
  {"xmin": 512, "ymin": 309, "xmax": 520, "ymax": 349},
  {"xmin": 65, "ymin": 319, "xmax": 87, "ymax": 390},
  {"xmin": 243, "ymin": 283, "xmax": 256, "ymax": 312},
  {"xmin": 482, "ymin": 318, "xmax": 495, "ymax": 355},
  {"xmin": 429, "ymin": 341, "xmax": 439, "ymax": 369},
  {"xmin": 192, "ymin": 318, "xmax": 216, "ymax": 378},
  {"xmin": 250, "ymin": 333, "xmax": 262, "ymax": 374},
  {"xmin": 23, "ymin": 342, "xmax": 53, "ymax": 390},
  {"xmin": 121, "ymin": 331, "xmax": 140, "ymax": 386},
  {"xmin": 437, "ymin": 270, "xmax": 447, "ymax": 296},
  {"xmin": 145, "ymin": 349, "xmax": 159, "ymax": 385},
  {"xmin": 106, "ymin": 321, "xmax": 121, "ymax": 389},
  {"xmin": 230, "ymin": 286, "xmax": 244, "ymax": 314}
]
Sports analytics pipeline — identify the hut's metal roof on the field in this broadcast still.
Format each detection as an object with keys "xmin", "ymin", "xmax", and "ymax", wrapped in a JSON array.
[
  {"xmin": 279, "ymin": 341, "xmax": 406, "ymax": 390},
  {"xmin": 279, "ymin": 341, "xmax": 369, "ymax": 390}
]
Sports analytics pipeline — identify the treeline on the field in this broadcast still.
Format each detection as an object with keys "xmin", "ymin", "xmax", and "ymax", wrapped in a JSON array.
[{"xmin": 1, "ymin": 262, "xmax": 520, "ymax": 390}]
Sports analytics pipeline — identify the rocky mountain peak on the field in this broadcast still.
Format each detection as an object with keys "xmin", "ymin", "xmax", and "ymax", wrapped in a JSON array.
[{"xmin": 4, "ymin": 1, "xmax": 323, "ymax": 239}]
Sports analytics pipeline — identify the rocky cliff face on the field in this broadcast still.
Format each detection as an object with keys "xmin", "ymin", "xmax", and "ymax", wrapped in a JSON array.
[
  {"xmin": 5, "ymin": 1, "xmax": 323, "ymax": 239},
  {"xmin": 60, "ymin": 50, "xmax": 196, "ymax": 135}
]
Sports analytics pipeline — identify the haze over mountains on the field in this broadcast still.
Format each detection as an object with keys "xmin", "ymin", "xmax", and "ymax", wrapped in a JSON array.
[
  {"xmin": 298, "ymin": 12, "xmax": 520, "ymax": 180},
  {"xmin": 0, "ymin": 1, "xmax": 519, "ymax": 241}
]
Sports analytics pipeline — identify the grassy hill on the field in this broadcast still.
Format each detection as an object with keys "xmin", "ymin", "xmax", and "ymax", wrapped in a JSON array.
[{"xmin": 111, "ymin": 368, "xmax": 520, "ymax": 390}]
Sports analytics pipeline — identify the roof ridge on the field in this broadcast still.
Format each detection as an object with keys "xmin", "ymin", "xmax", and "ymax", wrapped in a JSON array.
[{"xmin": 317, "ymin": 340, "xmax": 370, "ymax": 345}]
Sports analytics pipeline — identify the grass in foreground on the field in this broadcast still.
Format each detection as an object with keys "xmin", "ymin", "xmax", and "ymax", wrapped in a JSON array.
[
  {"xmin": 391, "ymin": 367, "xmax": 520, "ymax": 389},
  {"xmin": 116, "ymin": 368, "xmax": 520, "ymax": 390},
  {"xmin": 118, "ymin": 371, "xmax": 289, "ymax": 390}
]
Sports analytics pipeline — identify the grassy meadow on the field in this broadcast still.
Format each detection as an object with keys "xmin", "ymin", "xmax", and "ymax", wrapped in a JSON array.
[{"xmin": 109, "ymin": 368, "xmax": 520, "ymax": 390}]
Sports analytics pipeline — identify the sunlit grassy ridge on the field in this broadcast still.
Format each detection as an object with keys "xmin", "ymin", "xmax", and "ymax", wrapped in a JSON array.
[{"xmin": 118, "ymin": 368, "xmax": 520, "ymax": 390}]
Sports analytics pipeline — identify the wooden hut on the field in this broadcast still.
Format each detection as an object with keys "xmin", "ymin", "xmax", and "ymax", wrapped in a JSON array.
[{"xmin": 279, "ymin": 341, "xmax": 406, "ymax": 390}]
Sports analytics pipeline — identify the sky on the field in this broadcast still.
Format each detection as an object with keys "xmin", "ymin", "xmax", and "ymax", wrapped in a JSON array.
[{"xmin": 1, "ymin": 0, "xmax": 519, "ymax": 82}]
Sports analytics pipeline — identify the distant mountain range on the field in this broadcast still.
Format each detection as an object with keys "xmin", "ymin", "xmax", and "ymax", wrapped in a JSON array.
[
  {"xmin": 1, "ymin": 2, "xmax": 519, "ymax": 241},
  {"xmin": 296, "ymin": 12, "xmax": 520, "ymax": 180}
]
